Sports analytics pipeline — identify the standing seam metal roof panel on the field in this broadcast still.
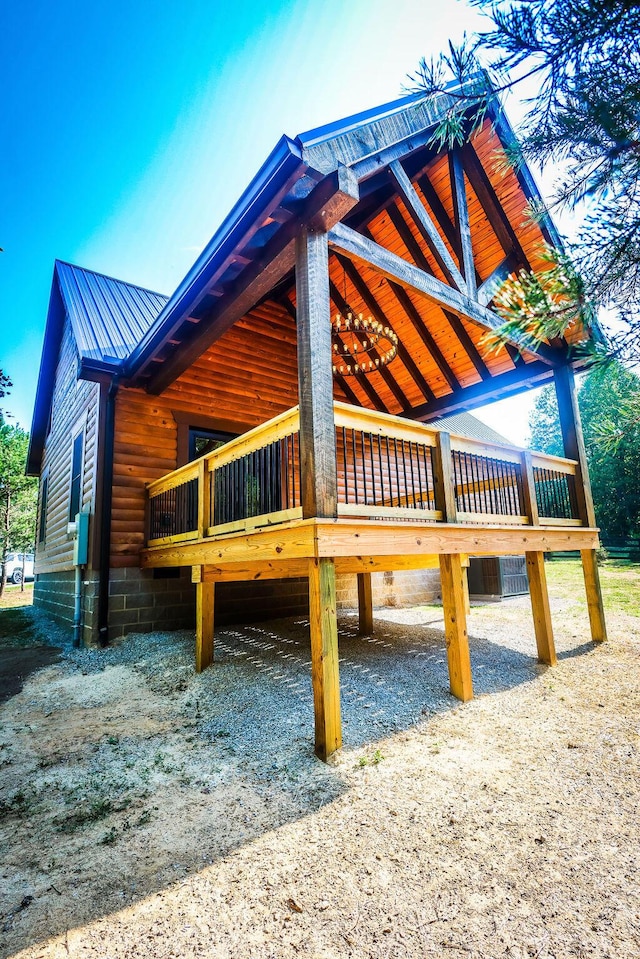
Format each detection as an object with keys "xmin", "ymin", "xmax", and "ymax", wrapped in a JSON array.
[{"xmin": 55, "ymin": 261, "xmax": 168, "ymax": 363}]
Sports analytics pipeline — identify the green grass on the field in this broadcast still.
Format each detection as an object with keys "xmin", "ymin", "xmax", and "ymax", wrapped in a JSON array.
[
  {"xmin": 0, "ymin": 606, "xmax": 37, "ymax": 647},
  {"xmin": 546, "ymin": 558, "xmax": 640, "ymax": 618}
]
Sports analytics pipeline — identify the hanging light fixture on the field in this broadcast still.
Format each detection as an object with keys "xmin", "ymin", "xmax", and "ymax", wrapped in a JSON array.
[{"xmin": 331, "ymin": 311, "xmax": 398, "ymax": 376}]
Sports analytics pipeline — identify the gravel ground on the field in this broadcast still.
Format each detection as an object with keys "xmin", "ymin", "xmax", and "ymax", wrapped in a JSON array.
[{"xmin": 1, "ymin": 562, "xmax": 639, "ymax": 958}]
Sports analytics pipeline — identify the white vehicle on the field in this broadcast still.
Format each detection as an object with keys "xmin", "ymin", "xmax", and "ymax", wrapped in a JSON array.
[{"xmin": 3, "ymin": 552, "xmax": 35, "ymax": 585}]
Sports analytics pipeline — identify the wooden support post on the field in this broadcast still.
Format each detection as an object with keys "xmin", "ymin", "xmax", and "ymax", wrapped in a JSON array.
[
  {"xmin": 581, "ymin": 549, "xmax": 607, "ymax": 642},
  {"xmin": 295, "ymin": 228, "xmax": 338, "ymax": 519},
  {"xmin": 308, "ymin": 558, "xmax": 342, "ymax": 760},
  {"xmin": 525, "ymin": 551, "xmax": 557, "ymax": 666},
  {"xmin": 461, "ymin": 555, "xmax": 471, "ymax": 616},
  {"xmin": 357, "ymin": 572, "xmax": 374, "ymax": 636},
  {"xmin": 195, "ymin": 577, "xmax": 215, "ymax": 672},
  {"xmin": 439, "ymin": 553, "xmax": 473, "ymax": 701},
  {"xmin": 197, "ymin": 459, "xmax": 211, "ymax": 538},
  {"xmin": 433, "ymin": 431, "xmax": 457, "ymax": 522},
  {"xmin": 554, "ymin": 366, "xmax": 607, "ymax": 643},
  {"xmin": 520, "ymin": 450, "xmax": 539, "ymax": 525},
  {"xmin": 554, "ymin": 365, "xmax": 596, "ymax": 526}
]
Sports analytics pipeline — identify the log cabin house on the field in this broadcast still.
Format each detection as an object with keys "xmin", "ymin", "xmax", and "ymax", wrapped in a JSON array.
[{"xmin": 28, "ymin": 87, "xmax": 607, "ymax": 759}]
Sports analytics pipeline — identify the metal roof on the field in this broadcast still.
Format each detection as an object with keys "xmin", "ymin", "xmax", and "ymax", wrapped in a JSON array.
[
  {"xmin": 430, "ymin": 411, "xmax": 517, "ymax": 448},
  {"xmin": 55, "ymin": 261, "xmax": 167, "ymax": 366}
]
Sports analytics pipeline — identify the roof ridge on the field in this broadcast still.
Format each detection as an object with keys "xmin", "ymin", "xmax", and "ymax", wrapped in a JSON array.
[{"xmin": 55, "ymin": 259, "xmax": 169, "ymax": 300}]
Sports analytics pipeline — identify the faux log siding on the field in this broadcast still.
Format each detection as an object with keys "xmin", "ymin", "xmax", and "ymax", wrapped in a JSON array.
[
  {"xmin": 36, "ymin": 315, "xmax": 100, "ymax": 575},
  {"xmin": 110, "ymin": 307, "xmax": 302, "ymax": 567}
]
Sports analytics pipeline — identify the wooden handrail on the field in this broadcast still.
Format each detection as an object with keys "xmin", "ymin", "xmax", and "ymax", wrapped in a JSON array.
[
  {"xmin": 145, "ymin": 401, "xmax": 581, "ymax": 532},
  {"xmin": 207, "ymin": 406, "xmax": 300, "ymax": 470},
  {"xmin": 333, "ymin": 401, "xmax": 439, "ymax": 447},
  {"xmin": 147, "ymin": 461, "xmax": 199, "ymax": 498},
  {"xmin": 530, "ymin": 452, "xmax": 577, "ymax": 474},
  {"xmin": 146, "ymin": 406, "xmax": 301, "ymax": 498}
]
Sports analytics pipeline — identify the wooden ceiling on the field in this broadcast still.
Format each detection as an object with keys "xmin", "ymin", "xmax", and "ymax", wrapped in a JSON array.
[
  {"xmin": 274, "ymin": 120, "xmax": 579, "ymax": 420},
  {"xmin": 144, "ymin": 118, "xmax": 587, "ymax": 422}
]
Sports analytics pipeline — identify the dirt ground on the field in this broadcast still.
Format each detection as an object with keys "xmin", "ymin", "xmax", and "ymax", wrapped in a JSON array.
[{"xmin": 0, "ymin": 560, "xmax": 639, "ymax": 959}]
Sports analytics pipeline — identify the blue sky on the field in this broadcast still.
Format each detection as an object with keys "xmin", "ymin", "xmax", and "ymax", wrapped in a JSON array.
[{"xmin": 1, "ymin": 0, "xmax": 542, "ymax": 442}]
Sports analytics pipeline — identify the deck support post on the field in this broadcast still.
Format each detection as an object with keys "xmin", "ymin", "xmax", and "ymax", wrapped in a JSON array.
[
  {"xmin": 580, "ymin": 549, "xmax": 607, "ymax": 642},
  {"xmin": 461, "ymin": 556, "xmax": 471, "ymax": 616},
  {"xmin": 308, "ymin": 558, "xmax": 342, "ymax": 760},
  {"xmin": 195, "ymin": 577, "xmax": 214, "ymax": 672},
  {"xmin": 525, "ymin": 551, "xmax": 557, "ymax": 665},
  {"xmin": 357, "ymin": 572, "xmax": 374, "ymax": 635},
  {"xmin": 439, "ymin": 553, "xmax": 473, "ymax": 701},
  {"xmin": 554, "ymin": 366, "xmax": 607, "ymax": 642}
]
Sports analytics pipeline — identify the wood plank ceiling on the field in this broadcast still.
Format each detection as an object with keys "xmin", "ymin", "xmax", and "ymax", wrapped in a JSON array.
[
  {"xmin": 275, "ymin": 120, "xmax": 576, "ymax": 420},
  {"xmin": 142, "ymin": 119, "xmax": 585, "ymax": 422}
]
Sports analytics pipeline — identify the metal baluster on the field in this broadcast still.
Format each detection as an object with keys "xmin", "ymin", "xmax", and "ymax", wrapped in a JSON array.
[{"xmin": 377, "ymin": 434, "xmax": 384, "ymax": 507}]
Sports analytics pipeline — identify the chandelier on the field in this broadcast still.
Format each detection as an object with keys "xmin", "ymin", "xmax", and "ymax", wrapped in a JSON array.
[{"xmin": 331, "ymin": 311, "xmax": 398, "ymax": 376}]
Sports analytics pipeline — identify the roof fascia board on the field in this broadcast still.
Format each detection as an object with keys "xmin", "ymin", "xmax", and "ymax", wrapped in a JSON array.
[
  {"xmin": 298, "ymin": 77, "xmax": 486, "ymax": 176},
  {"xmin": 26, "ymin": 272, "xmax": 67, "ymax": 475},
  {"xmin": 125, "ymin": 135, "xmax": 307, "ymax": 378},
  {"xmin": 144, "ymin": 164, "xmax": 360, "ymax": 395}
]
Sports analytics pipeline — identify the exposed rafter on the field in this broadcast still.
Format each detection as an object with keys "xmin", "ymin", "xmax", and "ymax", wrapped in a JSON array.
[
  {"xmin": 449, "ymin": 148, "xmax": 476, "ymax": 299},
  {"xmin": 328, "ymin": 280, "xmax": 402, "ymax": 412},
  {"xmin": 331, "ymin": 254, "xmax": 435, "ymax": 405},
  {"xmin": 144, "ymin": 166, "xmax": 360, "ymax": 395},
  {"xmin": 380, "ymin": 207, "xmax": 491, "ymax": 382},
  {"xmin": 389, "ymin": 159, "xmax": 467, "ymax": 294}
]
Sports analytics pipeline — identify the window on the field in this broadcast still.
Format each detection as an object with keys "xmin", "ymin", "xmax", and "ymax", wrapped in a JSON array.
[
  {"xmin": 69, "ymin": 432, "xmax": 84, "ymax": 521},
  {"xmin": 188, "ymin": 427, "xmax": 235, "ymax": 462},
  {"xmin": 38, "ymin": 475, "xmax": 49, "ymax": 543}
]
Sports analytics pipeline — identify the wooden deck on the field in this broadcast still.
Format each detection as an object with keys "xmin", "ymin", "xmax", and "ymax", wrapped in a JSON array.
[{"xmin": 140, "ymin": 400, "xmax": 605, "ymax": 760}]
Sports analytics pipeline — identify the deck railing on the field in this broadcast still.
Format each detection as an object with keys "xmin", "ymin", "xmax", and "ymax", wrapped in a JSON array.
[{"xmin": 146, "ymin": 401, "xmax": 584, "ymax": 545}]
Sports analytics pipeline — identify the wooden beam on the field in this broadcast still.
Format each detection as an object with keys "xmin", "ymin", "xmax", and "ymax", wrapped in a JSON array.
[
  {"xmin": 308, "ymin": 558, "xmax": 342, "ymax": 760},
  {"xmin": 414, "ymin": 360, "xmax": 554, "ymax": 420},
  {"xmin": 327, "ymin": 221, "xmax": 559, "ymax": 365},
  {"xmin": 580, "ymin": 549, "xmax": 607, "ymax": 642},
  {"xmin": 449, "ymin": 148, "xmax": 476, "ymax": 299},
  {"xmin": 296, "ymin": 229, "xmax": 339, "ymax": 518},
  {"xmin": 357, "ymin": 572, "xmax": 374, "ymax": 636},
  {"xmin": 146, "ymin": 165, "xmax": 360, "ymax": 394},
  {"xmin": 460, "ymin": 141, "xmax": 531, "ymax": 270},
  {"xmin": 477, "ymin": 253, "xmax": 519, "ymax": 308},
  {"xmin": 525, "ymin": 551, "xmax": 557, "ymax": 665},
  {"xmin": 314, "ymin": 519, "xmax": 600, "ymax": 560},
  {"xmin": 416, "ymin": 173, "xmax": 465, "ymax": 269},
  {"xmin": 389, "ymin": 159, "xmax": 467, "ymax": 293},
  {"xmin": 377, "ymin": 215, "xmax": 488, "ymax": 383},
  {"xmin": 439, "ymin": 553, "xmax": 473, "ymax": 701},
  {"xmin": 195, "ymin": 579, "xmax": 215, "ymax": 672}
]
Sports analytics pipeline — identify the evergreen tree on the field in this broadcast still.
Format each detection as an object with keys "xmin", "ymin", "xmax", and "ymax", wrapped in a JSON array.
[
  {"xmin": 528, "ymin": 363, "xmax": 640, "ymax": 540},
  {"xmin": 411, "ymin": 0, "xmax": 640, "ymax": 359},
  {"xmin": 0, "ymin": 422, "xmax": 38, "ymax": 596}
]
